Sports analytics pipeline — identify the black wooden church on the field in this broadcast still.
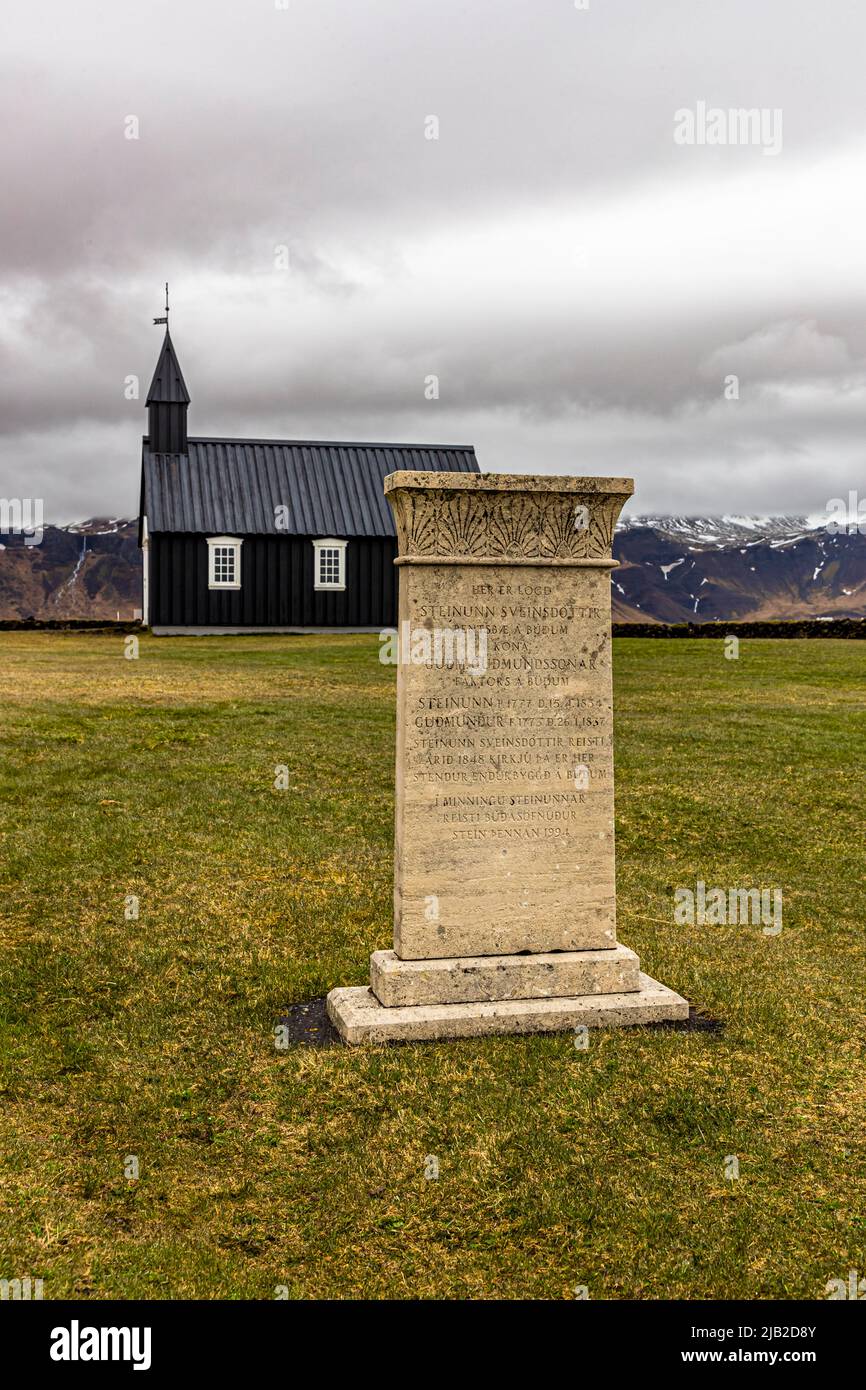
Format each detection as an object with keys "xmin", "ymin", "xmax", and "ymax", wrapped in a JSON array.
[{"xmin": 138, "ymin": 329, "xmax": 479, "ymax": 633}]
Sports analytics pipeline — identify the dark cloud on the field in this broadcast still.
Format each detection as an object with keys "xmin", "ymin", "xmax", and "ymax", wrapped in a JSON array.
[{"xmin": 1, "ymin": 0, "xmax": 866, "ymax": 521}]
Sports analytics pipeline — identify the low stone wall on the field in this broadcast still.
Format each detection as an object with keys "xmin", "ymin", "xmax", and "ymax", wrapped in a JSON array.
[
  {"xmin": 0, "ymin": 618, "xmax": 141, "ymax": 633},
  {"xmin": 1, "ymin": 616, "xmax": 863, "ymax": 639},
  {"xmin": 613, "ymin": 619, "xmax": 866, "ymax": 639}
]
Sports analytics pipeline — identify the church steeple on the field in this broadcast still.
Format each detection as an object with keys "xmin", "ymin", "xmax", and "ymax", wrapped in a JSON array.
[{"xmin": 146, "ymin": 287, "xmax": 190, "ymax": 454}]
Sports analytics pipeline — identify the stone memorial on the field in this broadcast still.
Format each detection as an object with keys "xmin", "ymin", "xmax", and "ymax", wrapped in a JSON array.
[{"xmin": 327, "ymin": 471, "xmax": 688, "ymax": 1042}]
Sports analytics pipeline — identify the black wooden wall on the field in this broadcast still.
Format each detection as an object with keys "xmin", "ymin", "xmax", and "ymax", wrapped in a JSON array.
[{"xmin": 149, "ymin": 534, "xmax": 398, "ymax": 628}]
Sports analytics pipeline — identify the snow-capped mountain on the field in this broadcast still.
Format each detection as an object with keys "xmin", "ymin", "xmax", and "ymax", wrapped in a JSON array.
[
  {"xmin": 617, "ymin": 514, "xmax": 814, "ymax": 548},
  {"xmin": 62, "ymin": 517, "xmax": 133, "ymax": 537},
  {"xmin": 612, "ymin": 517, "xmax": 866, "ymax": 622},
  {"xmin": 0, "ymin": 519, "xmax": 141, "ymax": 620},
  {"xmin": 1, "ymin": 514, "xmax": 864, "ymax": 624}
]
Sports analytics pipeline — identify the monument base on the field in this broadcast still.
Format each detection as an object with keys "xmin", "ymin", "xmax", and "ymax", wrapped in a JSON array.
[
  {"xmin": 327, "ymin": 972, "xmax": 689, "ymax": 1045},
  {"xmin": 370, "ymin": 944, "xmax": 640, "ymax": 1006}
]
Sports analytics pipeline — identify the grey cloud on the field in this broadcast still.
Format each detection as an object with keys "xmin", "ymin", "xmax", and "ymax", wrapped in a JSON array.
[{"xmin": 2, "ymin": 0, "xmax": 866, "ymax": 520}]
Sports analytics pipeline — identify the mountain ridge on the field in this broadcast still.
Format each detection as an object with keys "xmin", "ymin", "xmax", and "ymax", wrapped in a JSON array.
[
  {"xmin": 1, "ymin": 515, "xmax": 864, "ymax": 623},
  {"xmin": 611, "ymin": 516, "xmax": 865, "ymax": 622}
]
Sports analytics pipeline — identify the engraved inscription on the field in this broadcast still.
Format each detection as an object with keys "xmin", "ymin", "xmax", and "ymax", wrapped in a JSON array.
[{"xmin": 388, "ymin": 474, "xmax": 632, "ymax": 960}]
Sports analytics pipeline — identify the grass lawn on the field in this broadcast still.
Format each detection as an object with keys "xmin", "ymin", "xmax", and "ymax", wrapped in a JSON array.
[{"xmin": 0, "ymin": 631, "xmax": 864, "ymax": 1300}]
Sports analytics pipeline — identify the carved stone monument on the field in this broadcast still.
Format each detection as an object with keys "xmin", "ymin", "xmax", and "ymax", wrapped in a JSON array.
[{"xmin": 327, "ymin": 472, "xmax": 688, "ymax": 1042}]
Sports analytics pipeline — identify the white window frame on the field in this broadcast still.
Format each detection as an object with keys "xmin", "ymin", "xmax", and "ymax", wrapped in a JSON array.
[
  {"xmin": 207, "ymin": 536, "xmax": 242, "ymax": 590},
  {"xmin": 313, "ymin": 537, "xmax": 347, "ymax": 591}
]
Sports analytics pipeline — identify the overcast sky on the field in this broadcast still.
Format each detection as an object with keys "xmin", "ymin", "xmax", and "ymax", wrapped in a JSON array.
[{"xmin": 2, "ymin": 0, "xmax": 865, "ymax": 522}]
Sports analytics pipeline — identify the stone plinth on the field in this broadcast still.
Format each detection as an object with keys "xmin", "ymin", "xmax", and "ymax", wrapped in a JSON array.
[
  {"xmin": 329, "ymin": 974, "xmax": 686, "ymax": 1045},
  {"xmin": 370, "ymin": 945, "xmax": 640, "ymax": 1007},
  {"xmin": 326, "ymin": 472, "xmax": 688, "ymax": 1043}
]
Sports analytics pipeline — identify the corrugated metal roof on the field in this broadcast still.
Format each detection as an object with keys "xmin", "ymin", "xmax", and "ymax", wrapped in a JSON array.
[{"xmin": 142, "ymin": 437, "xmax": 480, "ymax": 537}]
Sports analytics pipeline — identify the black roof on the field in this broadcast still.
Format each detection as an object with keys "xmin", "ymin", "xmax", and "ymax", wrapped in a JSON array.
[{"xmin": 141, "ymin": 437, "xmax": 480, "ymax": 537}]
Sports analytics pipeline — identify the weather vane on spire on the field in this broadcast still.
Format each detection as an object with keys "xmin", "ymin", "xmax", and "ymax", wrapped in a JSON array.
[{"xmin": 153, "ymin": 283, "xmax": 169, "ymax": 328}]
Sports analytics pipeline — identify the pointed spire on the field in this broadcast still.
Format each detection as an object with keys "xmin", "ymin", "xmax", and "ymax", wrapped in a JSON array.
[
  {"xmin": 146, "ymin": 289, "xmax": 190, "ymax": 453},
  {"xmin": 146, "ymin": 331, "xmax": 190, "ymax": 407}
]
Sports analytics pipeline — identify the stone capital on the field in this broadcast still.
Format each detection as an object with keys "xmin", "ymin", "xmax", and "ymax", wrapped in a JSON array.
[{"xmin": 384, "ymin": 471, "xmax": 633, "ymax": 565}]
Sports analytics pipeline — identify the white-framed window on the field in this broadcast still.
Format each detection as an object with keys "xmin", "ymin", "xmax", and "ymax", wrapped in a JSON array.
[
  {"xmin": 313, "ymin": 537, "xmax": 347, "ymax": 591},
  {"xmin": 207, "ymin": 536, "xmax": 242, "ymax": 589}
]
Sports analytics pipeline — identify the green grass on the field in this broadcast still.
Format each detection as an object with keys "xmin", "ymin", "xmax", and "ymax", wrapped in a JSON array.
[{"xmin": 0, "ymin": 631, "xmax": 864, "ymax": 1300}]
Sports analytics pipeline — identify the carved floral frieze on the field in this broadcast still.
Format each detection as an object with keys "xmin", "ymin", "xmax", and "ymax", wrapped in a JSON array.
[{"xmin": 387, "ymin": 484, "xmax": 629, "ymax": 561}]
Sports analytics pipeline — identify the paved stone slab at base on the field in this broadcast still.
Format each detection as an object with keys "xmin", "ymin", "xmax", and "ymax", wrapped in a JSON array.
[
  {"xmin": 370, "ymin": 944, "xmax": 640, "ymax": 1007},
  {"xmin": 327, "ymin": 972, "xmax": 689, "ymax": 1044}
]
